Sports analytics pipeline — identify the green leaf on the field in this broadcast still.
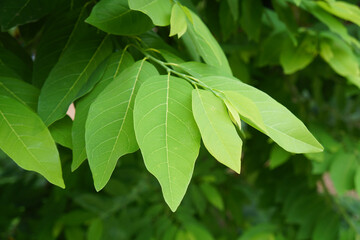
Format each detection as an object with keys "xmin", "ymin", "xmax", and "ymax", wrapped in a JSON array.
[
  {"xmin": 199, "ymin": 183, "xmax": 224, "ymax": 211},
  {"xmin": 183, "ymin": 221, "xmax": 215, "ymax": 240},
  {"xmin": 0, "ymin": 0, "xmax": 65, "ymax": 30},
  {"xmin": 356, "ymin": 166, "xmax": 360, "ymax": 199},
  {"xmin": 319, "ymin": 32, "xmax": 359, "ymax": 79},
  {"xmin": 38, "ymin": 32, "xmax": 112, "ymax": 126},
  {"xmin": 49, "ymin": 116, "xmax": 73, "ymax": 149},
  {"xmin": 303, "ymin": 1, "xmax": 360, "ymax": 48},
  {"xmin": 184, "ymin": 9, "xmax": 232, "ymax": 75},
  {"xmin": 170, "ymin": 3, "xmax": 187, "ymax": 38},
  {"xmin": 0, "ymin": 64, "xmax": 39, "ymax": 110},
  {"xmin": 133, "ymin": 75, "xmax": 201, "ymax": 211},
  {"xmin": 238, "ymin": 224, "xmax": 277, "ymax": 240},
  {"xmin": 317, "ymin": 1, "xmax": 360, "ymax": 27},
  {"xmin": 280, "ymin": 33, "xmax": 317, "ymax": 74},
  {"xmin": 128, "ymin": 0, "xmax": 172, "ymax": 26},
  {"xmin": 224, "ymin": 99, "xmax": 242, "ymax": 130},
  {"xmin": 32, "ymin": 8, "xmax": 86, "ymax": 88},
  {"xmin": 87, "ymin": 218, "xmax": 103, "ymax": 240},
  {"xmin": 330, "ymin": 152, "xmax": 357, "ymax": 195},
  {"xmin": 0, "ymin": 44, "xmax": 32, "ymax": 83},
  {"xmin": 72, "ymin": 51, "xmax": 134, "ymax": 171},
  {"xmin": 86, "ymin": 60, "xmax": 158, "ymax": 191},
  {"xmin": 312, "ymin": 210, "xmax": 339, "ymax": 240},
  {"xmin": 240, "ymin": 0, "xmax": 263, "ymax": 42},
  {"xmin": 192, "ymin": 89, "xmax": 242, "ymax": 173},
  {"xmin": 86, "ymin": 0, "xmax": 153, "ymax": 35},
  {"xmin": 178, "ymin": 61, "xmax": 232, "ymax": 79},
  {"xmin": 269, "ymin": 145, "xmax": 291, "ymax": 169},
  {"xmin": 199, "ymin": 76, "xmax": 323, "ymax": 153},
  {"xmin": 227, "ymin": 0, "xmax": 239, "ymax": 21},
  {"xmin": 0, "ymin": 95, "xmax": 64, "ymax": 188}
]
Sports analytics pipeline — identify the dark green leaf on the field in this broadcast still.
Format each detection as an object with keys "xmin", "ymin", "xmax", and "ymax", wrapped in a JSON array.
[
  {"xmin": 86, "ymin": 0, "xmax": 153, "ymax": 35},
  {"xmin": 49, "ymin": 116, "xmax": 73, "ymax": 149},
  {"xmin": 38, "ymin": 31, "xmax": 112, "ymax": 126}
]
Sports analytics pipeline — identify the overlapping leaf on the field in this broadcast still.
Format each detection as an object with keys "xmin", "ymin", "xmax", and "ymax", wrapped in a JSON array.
[
  {"xmin": 86, "ymin": 0, "xmax": 153, "ymax": 35},
  {"xmin": 192, "ymin": 89, "xmax": 242, "ymax": 173},
  {"xmin": 49, "ymin": 116, "xmax": 73, "ymax": 149},
  {"xmin": 0, "ymin": 95, "xmax": 64, "ymax": 187},
  {"xmin": 38, "ymin": 30, "xmax": 112, "ymax": 126},
  {"xmin": 184, "ymin": 9, "xmax": 232, "ymax": 75},
  {"xmin": 0, "ymin": 64, "xmax": 39, "ymax": 111},
  {"xmin": 86, "ymin": 60, "xmax": 158, "ymax": 191},
  {"xmin": 128, "ymin": 0, "xmax": 172, "ymax": 26},
  {"xmin": 0, "ymin": 0, "xmax": 65, "ymax": 30},
  {"xmin": 134, "ymin": 75, "xmax": 200, "ymax": 211},
  {"xmin": 33, "ymin": 8, "xmax": 87, "ymax": 88},
  {"xmin": 72, "ymin": 51, "xmax": 134, "ymax": 171},
  {"xmin": 199, "ymin": 75, "xmax": 323, "ymax": 153}
]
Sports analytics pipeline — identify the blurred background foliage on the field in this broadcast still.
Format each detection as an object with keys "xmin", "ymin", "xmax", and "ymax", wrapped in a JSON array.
[{"xmin": 0, "ymin": 0, "xmax": 360, "ymax": 239}]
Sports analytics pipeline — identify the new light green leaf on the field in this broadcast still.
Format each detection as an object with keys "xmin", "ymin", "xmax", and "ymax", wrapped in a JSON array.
[
  {"xmin": 192, "ymin": 89, "xmax": 242, "ymax": 173},
  {"xmin": 317, "ymin": 1, "xmax": 360, "ymax": 27},
  {"xmin": 0, "ymin": 64, "xmax": 39, "ymax": 110},
  {"xmin": 184, "ymin": 9, "xmax": 232, "ymax": 75},
  {"xmin": 280, "ymin": 33, "xmax": 318, "ymax": 74},
  {"xmin": 170, "ymin": 4, "xmax": 187, "ymax": 38},
  {"xmin": 38, "ymin": 32, "xmax": 112, "ymax": 126},
  {"xmin": 86, "ymin": 0, "xmax": 153, "ymax": 35},
  {"xmin": 134, "ymin": 75, "xmax": 201, "ymax": 211},
  {"xmin": 72, "ymin": 51, "xmax": 134, "ymax": 171},
  {"xmin": 200, "ymin": 76, "xmax": 323, "ymax": 153},
  {"xmin": 86, "ymin": 60, "xmax": 158, "ymax": 191},
  {"xmin": 0, "ymin": 95, "xmax": 64, "ymax": 188},
  {"xmin": 320, "ymin": 32, "xmax": 359, "ymax": 80},
  {"xmin": 303, "ymin": 1, "xmax": 360, "ymax": 47},
  {"xmin": 128, "ymin": 0, "xmax": 172, "ymax": 26}
]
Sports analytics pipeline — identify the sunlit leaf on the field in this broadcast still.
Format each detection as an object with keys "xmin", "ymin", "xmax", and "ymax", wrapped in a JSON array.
[
  {"xmin": 128, "ymin": 0, "xmax": 172, "ymax": 26},
  {"xmin": 134, "ymin": 75, "xmax": 200, "ymax": 211},
  {"xmin": 192, "ymin": 89, "xmax": 242, "ymax": 173},
  {"xmin": 86, "ymin": 60, "xmax": 158, "ymax": 191},
  {"xmin": 0, "ymin": 95, "xmax": 64, "ymax": 188}
]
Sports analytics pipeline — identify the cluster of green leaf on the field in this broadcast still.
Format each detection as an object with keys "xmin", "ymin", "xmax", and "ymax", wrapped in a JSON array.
[{"xmin": 0, "ymin": 0, "xmax": 360, "ymax": 239}]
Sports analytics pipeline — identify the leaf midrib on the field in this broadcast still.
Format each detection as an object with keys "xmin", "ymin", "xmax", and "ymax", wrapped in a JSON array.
[
  {"xmin": 44, "ymin": 35, "xmax": 109, "ymax": 125},
  {"xmin": 98, "ymin": 59, "xmax": 146, "ymax": 188},
  {"xmin": 0, "ymin": 107, "xmax": 50, "ymax": 178}
]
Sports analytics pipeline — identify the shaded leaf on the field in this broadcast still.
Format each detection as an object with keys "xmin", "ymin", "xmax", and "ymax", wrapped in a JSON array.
[
  {"xmin": 86, "ymin": 0, "xmax": 153, "ymax": 35},
  {"xmin": 0, "ymin": 95, "xmax": 64, "ymax": 188},
  {"xmin": 199, "ymin": 183, "xmax": 224, "ymax": 211},
  {"xmin": 49, "ymin": 116, "xmax": 73, "ymax": 149},
  {"xmin": 33, "ymin": 8, "xmax": 87, "ymax": 88},
  {"xmin": 240, "ymin": 0, "xmax": 263, "ymax": 42},
  {"xmin": 330, "ymin": 152, "xmax": 357, "ymax": 195},
  {"xmin": 0, "ymin": 64, "xmax": 39, "ymax": 110},
  {"xmin": 38, "ymin": 31, "xmax": 112, "ymax": 126},
  {"xmin": 269, "ymin": 144, "xmax": 291, "ymax": 169},
  {"xmin": 0, "ymin": 0, "xmax": 65, "ymax": 30},
  {"xmin": 134, "ymin": 75, "xmax": 201, "ymax": 211}
]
